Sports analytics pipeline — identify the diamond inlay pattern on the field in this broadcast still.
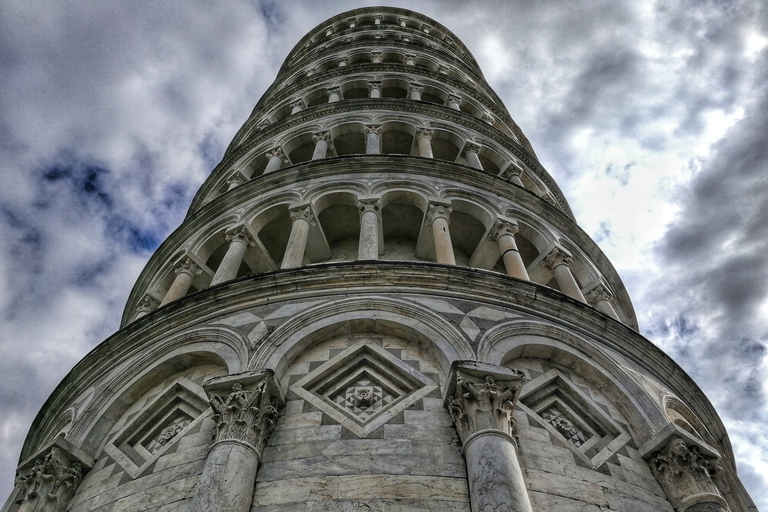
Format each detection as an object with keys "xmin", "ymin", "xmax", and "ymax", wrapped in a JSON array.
[{"xmin": 291, "ymin": 340, "xmax": 438, "ymax": 437}]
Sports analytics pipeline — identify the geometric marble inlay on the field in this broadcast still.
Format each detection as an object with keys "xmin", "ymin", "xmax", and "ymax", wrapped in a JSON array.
[
  {"xmin": 292, "ymin": 340, "xmax": 438, "ymax": 437},
  {"xmin": 519, "ymin": 369, "xmax": 631, "ymax": 469}
]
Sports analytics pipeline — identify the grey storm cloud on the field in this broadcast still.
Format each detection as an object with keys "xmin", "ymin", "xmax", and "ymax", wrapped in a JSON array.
[{"xmin": 0, "ymin": 0, "xmax": 767, "ymax": 508}]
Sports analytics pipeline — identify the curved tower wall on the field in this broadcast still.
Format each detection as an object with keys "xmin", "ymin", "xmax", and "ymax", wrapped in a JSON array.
[{"xmin": 5, "ymin": 7, "xmax": 756, "ymax": 512}]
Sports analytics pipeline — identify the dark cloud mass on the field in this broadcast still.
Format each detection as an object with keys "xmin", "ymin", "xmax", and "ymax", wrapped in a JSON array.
[{"xmin": 1, "ymin": 0, "xmax": 767, "ymax": 508}]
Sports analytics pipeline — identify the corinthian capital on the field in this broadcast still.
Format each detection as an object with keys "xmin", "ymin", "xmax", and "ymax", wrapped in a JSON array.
[
  {"xmin": 445, "ymin": 361, "xmax": 526, "ymax": 444},
  {"xmin": 489, "ymin": 218, "xmax": 520, "ymax": 242},
  {"xmin": 364, "ymin": 125, "xmax": 382, "ymax": 136},
  {"xmin": 416, "ymin": 129, "xmax": 433, "ymax": 141},
  {"xmin": 136, "ymin": 294, "xmax": 160, "ymax": 314},
  {"xmin": 543, "ymin": 247, "xmax": 573, "ymax": 271},
  {"xmin": 462, "ymin": 142, "xmax": 481, "ymax": 156},
  {"xmin": 175, "ymin": 258, "xmax": 202, "ymax": 277},
  {"xmin": 225, "ymin": 226, "xmax": 256, "ymax": 247},
  {"xmin": 204, "ymin": 371, "xmax": 283, "ymax": 456},
  {"xmin": 426, "ymin": 202, "xmax": 452, "ymax": 224},
  {"xmin": 14, "ymin": 445, "xmax": 90, "ymax": 512},
  {"xmin": 289, "ymin": 205, "xmax": 317, "ymax": 226},
  {"xmin": 267, "ymin": 146, "xmax": 286, "ymax": 160},
  {"xmin": 585, "ymin": 283, "xmax": 613, "ymax": 305},
  {"xmin": 313, "ymin": 131, "xmax": 330, "ymax": 143},
  {"xmin": 357, "ymin": 197, "xmax": 381, "ymax": 216}
]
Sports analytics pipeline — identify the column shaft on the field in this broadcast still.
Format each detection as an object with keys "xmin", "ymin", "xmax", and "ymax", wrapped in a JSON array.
[
  {"xmin": 595, "ymin": 298, "xmax": 620, "ymax": 319},
  {"xmin": 210, "ymin": 234, "xmax": 251, "ymax": 286},
  {"xmin": 194, "ymin": 442, "xmax": 259, "ymax": 512},
  {"xmin": 431, "ymin": 216, "xmax": 455, "ymax": 265},
  {"xmin": 365, "ymin": 127, "xmax": 381, "ymax": 154},
  {"xmin": 553, "ymin": 264, "xmax": 587, "ymax": 302},
  {"xmin": 496, "ymin": 233, "xmax": 529, "ymax": 280},
  {"xmin": 282, "ymin": 208, "xmax": 314, "ymax": 269},
  {"xmin": 464, "ymin": 434, "xmax": 533, "ymax": 512},
  {"xmin": 264, "ymin": 152, "xmax": 285, "ymax": 174},
  {"xmin": 465, "ymin": 149, "xmax": 483, "ymax": 170},
  {"xmin": 417, "ymin": 131, "xmax": 433, "ymax": 158},
  {"xmin": 312, "ymin": 137, "xmax": 328, "ymax": 160},
  {"xmin": 358, "ymin": 207, "xmax": 379, "ymax": 260},
  {"xmin": 160, "ymin": 259, "xmax": 200, "ymax": 306}
]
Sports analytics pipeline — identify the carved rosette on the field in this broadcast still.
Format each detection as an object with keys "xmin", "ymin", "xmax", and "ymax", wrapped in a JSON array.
[
  {"xmin": 446, "ymin": 362, "xmax": 526, "ymax": 445},
  {"xmin": 649, "ymin": 437, "xmax": 726, "ymax": 512},
  {"xmin": 207, "ymin": 378, "xmax": 280, "ymax": 456},
  {"xmin": 14, "ymin": 447, "xmax": 84, "ymax": 512}
]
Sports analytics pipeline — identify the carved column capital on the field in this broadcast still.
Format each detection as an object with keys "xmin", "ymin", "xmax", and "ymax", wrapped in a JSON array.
[
  {"xmin": 373, "ymin": 15, "xmax": 382, "ymax": 25},
  {"xmin": 585, "ymin": 283, "xmax": 613, "ymax": 306},
  {"xmin": 358, "ymin": 197, "xmax": 381, "ymax": 217},
  {"xmin": 483, "ymin": 112, "xmax": 496, "ymax": 125},
  {"xmin": 397, "ymin": 16, "xmax": 407, "ymax": 27},
  {"xmin": 462, "ymin": 142, "xmax": 481, "ymax": 157},
  {"xmin": 409, "ymin": 83, "xmax": 424, "ymax": 94},
  {"xmin": 368, "ymin": 81, "xmax": 382, "ymax": 92},
  {"xmin": 289, "ymin": 99, "xmax": 305, "ymax": 110},
  {"xmin": 337, "ymin": 57, "xmax": 348, "ymax": 67},
  {"xmin": 426, "ymin": 202, "xmax": 452, "ymax": 224},
  {"xmin": 416, "ymin": 129, "xmax": 434, "ymax": 141},
  {"xmin": 445, "ymin": 361, "xmax": 526, "ymax": 445},
  {"xmin": 347, "ymin": 17, "xmax": 357, "ymax": 28},
  {"xmin": 225, "ymin": 226, "xmax": 256, "ymax": 247},
  {"xmin": 204, "ymin": 371, "xmax": 283, "ymax": 457},
  {"xmin": 324, "ymin": 26, "xmax": 334, "ymax": 37},
  {"xmin": 267, "ymin": 146, "xmax": 286, "ymax": 161},
  {"xmin": 370, "ymin": 52, "xmax": 382, "ymax": 63},
  {"xmin": 225, "ymin": 171, "xmax": 246, "ymax": 188},
  {"xmin": 14, "ymin": 442, "xmax": 92, "ymax": 512},
  {"xmin": 364, "ymin": 124, "xmax": 382, "ymax": 136},
  {"xmin": 506, "ymin": 164, "xmax": 524, "ymax": 178},
  {"xmin": 404, "ymin": 54, "xmax": 416, "ymax": 65},
  {"xmin": 136, "ymin": 294, "xmax": 160, "ymax": 315},
  {"xmin": 289, "ymin": 205, "xmax": 316, "ymax": 227},
  {"xmin": 543, "ymin": 247, "xmax": 573, "ymax": 271},
  {"xmin": 489, "ymin": 219, "xmax": 520, "ymax": 241},
  {"xmin": 421, "ymin": 24, "xmax": 431, "ymax": 34},
  {"xmin": 438, "ymin": 65, "xmax": 449, "ymax": 74},
  {"xmin": 648, "ymin": 436, "xmax": 726, "ymax": 511},
  {"xmin": 175, "ymin": 258, "xmax": 202, "ymax": 277},
  {"xmin": 313, "ymin": 131, "xmax": 330, "ymax": 143}
]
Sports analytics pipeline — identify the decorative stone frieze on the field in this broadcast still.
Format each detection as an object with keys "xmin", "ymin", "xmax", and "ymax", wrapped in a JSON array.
[
  {"xmin": 193, "ymin": 370, "xmax": 283, "ymax": 512},
  {"xmin": 445, "ymin": 361, "xmax": 532, "ymax": 512}
]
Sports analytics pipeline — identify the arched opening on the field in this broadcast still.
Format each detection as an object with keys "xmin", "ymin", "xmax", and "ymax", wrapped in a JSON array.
[
  {"xmin": 381, "ymin": 191, "xmax": 427, "ymax": 261},
  {"xmin": 315, "ymin": 192, "xmax": 360, "ymax": 261},
  {"xmin": 381, "ymin": 122, "xmax": 415, "ymax": 155},
  {"xmin": 330, "ymin": 123, "xmax": 366, "ymax": 155},
  {"xmin": 251, "ymin": 205, "xmax": 292, "ymax": 266},
  {"xmin": 284, "ymin": 132, "xmax": 316, "ymax": 165},
  {"xmin": 341, "ymin": 79, "xmax": 370, "ymax": 99}
]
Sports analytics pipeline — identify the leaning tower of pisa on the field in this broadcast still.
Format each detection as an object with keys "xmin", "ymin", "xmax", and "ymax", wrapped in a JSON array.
[{"xmin": 4, "ymin": 7, "xmax": 757, "ymax": 512}]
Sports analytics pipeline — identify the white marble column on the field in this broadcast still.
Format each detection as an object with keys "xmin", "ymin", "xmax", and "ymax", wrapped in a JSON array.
[
  {"xmin": 446, "ymin": 94, "xmax": 462, "ymax": 111},
  {"xmin": 192, "ymin": 371, "xmax": 282, "ymax": 512},
  {"xmin": 263, "ymin": 147, "xmax": 287, "ymax": 174},
  {"xmin": 290, "ymin": 99, "xmax": 306, "ymax": 114},
  {"xmin": 160, "ymin": 258, "xmax": 202, "ymax": 306},
  {"xmin": 490, "ymin": 219, "xmax": 530, "ymax": 280},
  {"xmin": 416, "ymin": 129, "xmax": 434, "ymax": 158},
  {"xmin": 507, "ymin": 165, "xmax": 525, "ymax": 187},
  {"xmin": 368, "ymin": 81, "xmax": 382, "ymax": 98},
  {"xmin": 371, "ymin": 52, "xmax": 382, "ymax": 64},
  {"xmin": 365, "ymin": 125, "xmax": 381, "ymax": 154},
  {"xmin": 225, "ymin": 172, "xmax": 246, "ymax": 191},
  {"xmin": 281, "ymin": 206, "xmax": 316, "ymax": 269},
  {"xmin": 312, "ymin": 132, "xmax": 332, "ymax": 160},
  {"xmin": 210, "ymin": 227, "xmax": 255, "ymax": 286},
  {"xmin": 543, "ymin": 247, "xmax": 587, "ymax": 303},
  {"xmin": 409, "ymin": 84, "xmax": 423, "ymax": 101},
  {"xmin": 327, "ymin": 87, "xmax": 342, "ymax": 103},
  {"xmin": 134, "ymin": 294, "xmax": 160, "ymax": 320},
  {"xmin": 358, "ymin": 198, "xmax": 381, "ymax": 260},
  {"xmin": 585, "ymin": 284, "xmax": 620, "ymax": 320},
  {"xmin": 426, "ymin": 203, "xmax": 455, "ymax": 265},
  {"xmin": 446, "ymin": 361, "xmax": 533, "ymax": 512},
  {"xmin": 463, "ymin": 143, "xmax": 484, "ymax": 170}
]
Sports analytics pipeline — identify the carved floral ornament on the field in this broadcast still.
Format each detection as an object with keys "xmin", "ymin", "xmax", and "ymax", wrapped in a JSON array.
[
  {"xmin": 445, "ymin": 361, "xmax": 526, "ymax": 445},
  {"xmin": 649, "ymin": 436, "xmax": 727, "ymax": 512},
  {"xmin": 14, "ymin": 447, "xmax": 85, "ymax": 512},
  {"xmin": 203, "ymin": 370, "xmax": 284, "ymax": 456}
]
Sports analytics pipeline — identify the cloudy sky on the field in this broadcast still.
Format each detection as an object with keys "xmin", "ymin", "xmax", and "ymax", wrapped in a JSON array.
[{"xmin": 1, "ymin": 0, "xmax": 766, "ymax": 507}]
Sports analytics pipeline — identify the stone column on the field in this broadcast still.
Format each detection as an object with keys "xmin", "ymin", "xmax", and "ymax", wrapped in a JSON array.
[
  {"xmin": 358, "ymin": 198, "xmax": 381, "ymax": 260},
  {"xmin": 281, "ymin": 206, "xmax": 316, "ymax": 269},
  {"xmin": 160, "ymin": 258, "xmax": 202, "ymax": 306},
  {"xmin": 192, "ymin": 371, "xmax": 283, "ymax": 512},
  {"xmin": 373, "ymin": 15, "xmax": 382, "ymax": 25},
  {"xmin": 409, "ymin": 84, "xmax": 423, "ymax": 101},
  {"xmin": 365, "ymin": 125, "xmax": 381, "ymax": 154},
  {"xmin": 398, "ymin": 16, "xmax": 407, "ymax": 27},
  {"xmin": 416, "ymin": 129, "xmax": 434, "ymax": 158},
  {"xmin": 312, "ymin": 132, "xmax": 332, "ymax": 160},
  {"xmin": 426, "ymin": 202, "xmax": 455, "ymax": 265},
  {"xmin": 647, "ymin": 437, "xmax": 728, "ymax": 512},
  {"xmin": 368, "ymin": 81, "xmax": 382, "ymax": 98},
  {"xmin": 446, "ymin": 361, "xmax": 532, "ymax": 512},
  {"xmin": 210, "ymin": 227, "xmax": 256, "ymax": 286},
  {"xmin": 446, "ymin": 94, "xmax": 462, "ymax": 111},
  {"xmin": 289, "ymin": 99, "xmax": 305, "ymax": 114},
  {"xmin": 134, "ymin": 294, "xmax": 160, "ymax": 320},
  {"xmin": 225, "ymin": 172, "xmax": 246, "ymax": 191},
  {"xmin": 263, "ymin": 147, "xmax": 287, "ymax": 174},
  {"xmin": 327, "ymin": 87, "xmax": 342, "ymax": 103},
  {"xmin": 585, "ymin": 284, "xmax": 620, "ymax": 320},
  {"xmin": 404, "ymin": 54, "xmax": 416, "ymax": 66},
  {"xmin": 371, "ymin": 52, "xmax": 382, "ymax": 64},
  {"xmin": 490, "ymin": 219, "xmax": 530, "ymax": 280},
  {"xmin": 543, "ymin": 247, "xmax": 587, "ymax": 303},
  {"xmin": 507, "ymin": 165, "xmax": 525, "ymax": 187},
  {"xmin": 463, "ymin": 143, "xmax": 484, "ymax": 170},
  {"xmin": 13, "ymin": 446, "xmax": 87, "ymax": 512},
  {"xmin": 347, "ymin": 17, "xmax": 357, "ymax": 28}
]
